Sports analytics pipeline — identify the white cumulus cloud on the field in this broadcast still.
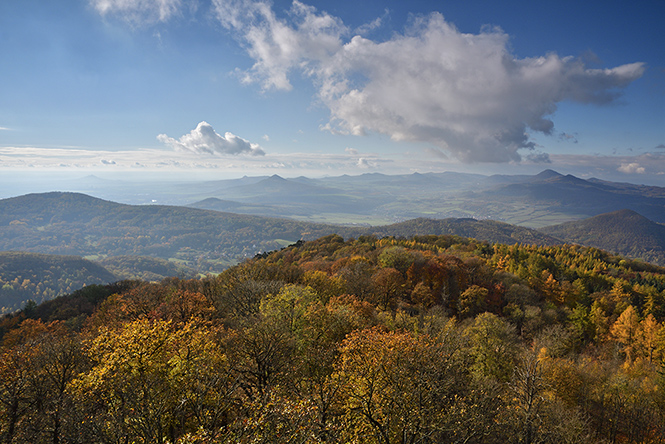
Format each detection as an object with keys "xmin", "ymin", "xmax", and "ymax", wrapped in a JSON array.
[
  {"xmin": 213, "ymin": 0, "xmax": 347, "ymax": 91},
  {"xmin": 617, "ymin": 162, "xmax": 646, "ymax": 174},
  {"xmin": 356, "ymin": 157, "xmax": 376, "ymax": 169},
  {"xmin": 157, "ymin": 121, "xmax": 266, "ymax": 156},
  {"xmin": 93, "ymin": 0, "xmax": 646, "ymax": 164},
  {"xmin": 212, "ymin": 2, "xmax": 645, "ymax": 163}
]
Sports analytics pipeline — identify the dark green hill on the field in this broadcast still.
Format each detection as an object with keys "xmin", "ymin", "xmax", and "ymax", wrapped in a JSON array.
[
  {"xmin": 0, "ymin": 192, "xmax": 359, "ymax": 272},
  {"xmin": 372, "ymin": 217, "xmax": 562, "ymax": 246},
  {"xmin": 541, "ymin": 209, "xmax": 665, "ymax": 265},
  {"xmin": 0, "ymin": 251, "xmax": 117, "ymax": 313},
  {"xmin": 0, "ymin": 192, "xmax": 121, "ymax": 226},
  {"xmin": 483, "ymin": 174, "xmax": 665, "ymax": 223},
  {"xmin": 96, "ymin": 255, "xmax": 197, "ymax": 281}
]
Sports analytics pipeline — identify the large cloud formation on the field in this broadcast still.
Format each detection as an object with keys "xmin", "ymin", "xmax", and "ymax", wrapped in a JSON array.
[
  {"xmin": 94, "ymin": 0, "xmax": 646, "ymax": 163},
  {"xmin": 212, "ymin": 0, "xmax": 644, "ymax": 163},
  {"xmin": 157, "ymin": 121, "xmax": 266, "ymax": 156}
]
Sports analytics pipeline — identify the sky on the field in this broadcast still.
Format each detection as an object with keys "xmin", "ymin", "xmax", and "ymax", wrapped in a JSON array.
[{"xmin": 1, "ymin": 0, "xmax": 664, "ymax": 184}]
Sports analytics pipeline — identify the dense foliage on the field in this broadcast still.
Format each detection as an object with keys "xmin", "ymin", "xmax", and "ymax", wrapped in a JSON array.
[
  {"xmin": 542, "ymin": 209, "xmax": 665, "ymax": 266},
  {"xmin": 2, "ymin": 234, "xmax": 665, "ymax": 443},
  {"xmin": 0, "ymin": 252, "xmax": 117, "ymax": 314},
  {"xmin": 95, "ymin": 255, "xmax": 197, "ymax": 282}
]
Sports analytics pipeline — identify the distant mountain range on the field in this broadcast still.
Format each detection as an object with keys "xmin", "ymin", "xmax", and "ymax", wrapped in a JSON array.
[
  {"xmin": 1, "ymin": 169, "xmax": 665, "ymax": 310},
  {"xmin": 185, "ymin": 169, "xmax": 665, "ymax": 227},
  {"xmin": 478, "ymin": 170, "xmax": 665, "ymax": 224},
  {"xmin": 11, "ymin": 169, "xmax": 664, "ymax": 228},
  {"xmin": 0, "ymin": 192, "xmax": 559, "ymax": 271},
  {"xmin": 0, "ymin": 191, "xmax": 563, "ymax": 309}
]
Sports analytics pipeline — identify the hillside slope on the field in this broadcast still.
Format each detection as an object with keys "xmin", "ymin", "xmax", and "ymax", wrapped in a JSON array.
[
  {"xmin": 373, "ymin": 217, "xmax": 562, "ymax": 246},
  {"xmin": 2, "ymin": 234, "xmax": 665, "ymax": 443},
  {"xmin": 0, "ymin": 193, "xmax": 567, "ymax": 275},
  {"xmin": 541, "ymin": 209, "xmax": 665, "ymax": 265},
  {"xmin": 95, "ymin": 255, "xmax": 197, "ymax": 281},
  {"xmin": 482, "ymin": 174, "xmax": 665, "ymax": 224},
  {"xmin": 0, "ymin": 192, "xmax": 355, "ymax": 272},
  {"xmin": 0, "ymin": 251, "xmax": 117, "ymax": 313}
]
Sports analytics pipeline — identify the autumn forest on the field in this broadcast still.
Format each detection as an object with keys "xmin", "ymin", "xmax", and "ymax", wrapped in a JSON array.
[{"xmin": 2, "ymin": 234, "xmax": 665, "ymax": 443}]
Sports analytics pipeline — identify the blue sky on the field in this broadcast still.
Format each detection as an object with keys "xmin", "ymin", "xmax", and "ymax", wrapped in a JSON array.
[{"xmin": 1, "ymin": 0, "xmax": 663, "ymax": 183}]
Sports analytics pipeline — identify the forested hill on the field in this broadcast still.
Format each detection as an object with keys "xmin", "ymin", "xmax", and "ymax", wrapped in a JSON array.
[
  {"xmin": 542, "ymin": 209, "xmax": 665, "ymax": 266},
  {"xmin": 374, "ymin": 217, "xmax": 562, "ymax": 246},
  {"xmin": 478, "ymin": 172, "xmax": 665, "ymax": 224},
  {"xmin": 95, "ymin": 255, "xmax": 197, "ymax": 282},
  {"xmin": 0, "ymin": 192, "xmax": 355, "ymax": 271},
  {"xmin": 2, "ymin": 234, "xmax": 665, "ymax": 443},
  {"xmin": 0, "ymin": 251, "xmax": 117, "ymax": 313},
  {"xmin": 0, "ymin": 192, "xmax": 560, "ymax": 274}
]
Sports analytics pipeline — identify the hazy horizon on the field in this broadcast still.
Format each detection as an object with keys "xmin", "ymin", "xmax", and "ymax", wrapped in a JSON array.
[{"xmin": 1, "ymin": 0, "xmax": 663, "ymax": 186}]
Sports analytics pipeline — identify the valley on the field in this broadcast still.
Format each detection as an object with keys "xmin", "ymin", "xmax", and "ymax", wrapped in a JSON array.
[{"xmin": 1, "ymin": 169, "xmax": 664, "ymax": 311}]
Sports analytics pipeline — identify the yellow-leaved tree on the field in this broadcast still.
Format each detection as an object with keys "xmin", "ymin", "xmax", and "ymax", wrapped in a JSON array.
[
  {"xmin": 72, "ymin": 317, "xmax": 236, "ymax": 443},
  {"xmin": 333, "ymin": 325, "xmax": 492, "ymax": 444},
  {"xmin": 611, "ymin": 305, "xmax": 640, "ymax": 362}
]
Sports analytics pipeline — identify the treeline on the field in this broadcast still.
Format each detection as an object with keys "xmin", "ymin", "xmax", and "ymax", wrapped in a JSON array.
[
  {"xmin": 0, "ymin": 252, "xmax": 117, "ymax": 314},
  {"xmin": 95, "ymin": 255, "xmax": 197, "ymax": 282},
  {"xmin": 371, "ymin": 217, "xmax": 561, "ymax": 246},
  {"xmin": 1, "ymin": 234, "xmax": 665, "ymax": 443},
  {"xmin": 0, "ymin": 252, "xmax": 199, "ymax": 314}
]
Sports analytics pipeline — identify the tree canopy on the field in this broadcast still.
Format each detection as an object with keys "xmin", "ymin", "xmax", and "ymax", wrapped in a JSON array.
[{"xmin": 2, "ymin": 234, "xmax": 665, "ymax": 443}]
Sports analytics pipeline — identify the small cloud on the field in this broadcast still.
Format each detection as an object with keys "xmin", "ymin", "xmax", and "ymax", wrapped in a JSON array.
[
  {"xmin": 357, "ymin": 157, "xmax": 376, "ymax": 168},
  {"xmin": 0, "ymin": 126, "xmax": 10, "ymax": 131},
  {"xmin": 101, "ymin": 159, "xmax": 116, "ymax": 165},
  {"xmin": 655, "ymin": 144, "xmax": 665, "ymax": 150},
  {"xmin": 524, "ymin": 152, "xmax": 552, "ymax": 164},
  {"xmin": 345, "ymin": 147, "xmax": 359, "ymax": 155},
  {"xmin": 90, "ymin": 0, "xmax": 184, "ymax": 25},
  {"xmin": 355, "ymin": 10, "xmax": 388, "ymax": 35},
  {"xmin": 262, "ymin": 134, "xmax": 270, "ymax": 142},
  {"xmin": 558, "ymin": 132, "xmax": 578, "ymax": 144},
  {"xmin": 618, "ymin": 162, "xmax": 645, "ymax": 174},
  {"xmin": 157, "ymin": 121, "xmax": 265, "ymax": 156}
]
